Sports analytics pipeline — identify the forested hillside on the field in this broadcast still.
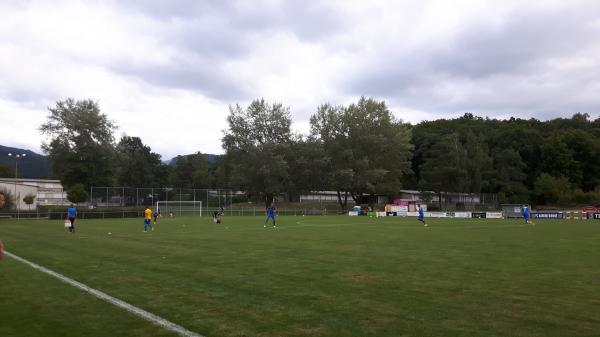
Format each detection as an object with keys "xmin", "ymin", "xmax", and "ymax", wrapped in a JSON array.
[{"xmin": 408, "ymin": 113, "xmax": 600, "ymax": 205}]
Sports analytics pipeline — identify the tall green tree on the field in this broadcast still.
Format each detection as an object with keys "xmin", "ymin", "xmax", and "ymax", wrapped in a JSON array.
[
  {"xmin": 212, "ymin": 156, "xmax": 231, "ymax": 189},
  {"xmin": 284, "ymin": 136, "xmax": 331, "ymax": 198},
  {"xmin": 23, "ymin": 194, "xmax": 36, "ymax": 210},
  {"xmin": 0, "ymin": 164, "xmax": 15, "ymax": 178},
  {"xmin": 539, "ymin": 135, "xmax": 582, "ymax": 186},
  {"xmin": 491, "ymin": 149, "xmax": 529, "ymax": 203},
  {"xmin": 556, "ymin": 129, "xmax": 600, "ymax": 190},
  {"xmin": 310, "ymin": 97, "xmax": 413, "ymax": 209},
  {"xmin": 171, "ymin": 152, "xmax": 214, "ymax": 189},
  {"xmin": 222, "ymin": 99, "xmax": 292, "ymax": 205},
  {"xmin": 462, "ymin": 130, "xmax": 494, "ymax": 193},
  {"xmin": 533, "ymin": 174, "xmax": 573, "ymax": 205},
  {"xmin": 67, "ymin": 183, "xmax": 89, "ymax": 204},
  {"xmin": 115, "ymin": 136, "xmax": 165, "ymax": 187},
  {"xmin": 418, "ymin": 133, "xmax": 468, "ymax": 209},
  {"xmin": 40, "ymin": 98, "xmax": 117, "ymax": 189}
]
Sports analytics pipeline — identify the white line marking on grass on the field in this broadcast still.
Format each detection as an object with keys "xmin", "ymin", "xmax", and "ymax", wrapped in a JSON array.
[
  {"xmin": 287, "ymin": 222, "xmax": 375, "ymax": 228},
  {"xmin": 4, "ymin": 250, "xmax": 204, "ymax": 337},
  {"xmin": 432, "ymin": 224, "xmax": 527, "ymax": 230},
  {"xmin": 285, "ymin": 222, "xmax": 527, "ymax": 230}
]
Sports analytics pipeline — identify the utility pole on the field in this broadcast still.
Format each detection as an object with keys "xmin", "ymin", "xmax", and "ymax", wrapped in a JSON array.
[{"xmin": 7, "ymin": 152, "xmax": 26, "ymax": 218}]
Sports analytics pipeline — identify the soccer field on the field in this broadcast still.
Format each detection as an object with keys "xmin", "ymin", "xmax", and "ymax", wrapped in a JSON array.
[{"xmin": 1, "ymin": 216, "xmax": 599, "ymax": 337}]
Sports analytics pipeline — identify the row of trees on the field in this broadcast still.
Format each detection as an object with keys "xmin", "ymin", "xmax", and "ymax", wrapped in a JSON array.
[
  {"xmin": 410, "ymin": 113, "xmax": 600, "ymax": 205},
  {"xmin": 40, "ymin": 99, "xmax": 218, "ymax": 192},
  {"xmin": 39, "ymin": 98, "xmax": 600, "ymax": 209},
  {"xmin": 222, "ymin": 98, "xmax": 413, "ymax": 208}
]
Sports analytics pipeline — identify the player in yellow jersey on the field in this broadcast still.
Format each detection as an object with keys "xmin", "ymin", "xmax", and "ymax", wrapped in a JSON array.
[{"xmin": 144, "ymin": 207, "xmax": 153, "ymax": 232}]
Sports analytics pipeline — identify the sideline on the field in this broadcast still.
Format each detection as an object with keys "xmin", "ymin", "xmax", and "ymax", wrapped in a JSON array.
[{"xmin": 4, "ymin": 250, "xmax": 204, "ymax": 337}]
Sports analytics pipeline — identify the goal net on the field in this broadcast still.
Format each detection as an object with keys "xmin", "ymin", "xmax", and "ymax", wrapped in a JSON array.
[{"xmin": 156, "ymin": 201, "xmax": 203, "ymax": 217}]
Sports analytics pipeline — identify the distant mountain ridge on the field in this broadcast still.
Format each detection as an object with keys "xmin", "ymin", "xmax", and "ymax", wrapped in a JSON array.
[
  {"xmin": 0, "ymin": 145, "xmax": 53, "ymax": 179},
  {"xmin": 0, "ymin": 144, "xmax": 220, "ymax": 179}
]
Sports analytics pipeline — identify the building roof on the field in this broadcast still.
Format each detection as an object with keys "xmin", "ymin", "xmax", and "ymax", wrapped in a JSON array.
[{"xmin": 0, "ymin": 178, "xmax": 61, "ymax": 183}]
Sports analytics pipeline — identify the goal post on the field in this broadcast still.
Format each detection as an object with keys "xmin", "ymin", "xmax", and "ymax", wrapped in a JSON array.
[{"xmin": 155, "ymin": 201, "xmax": 203, "ymax": 217}]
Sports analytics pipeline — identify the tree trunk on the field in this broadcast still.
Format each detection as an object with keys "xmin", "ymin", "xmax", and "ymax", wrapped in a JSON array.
[
  {"xmin": 264, "ymin": 193, "xmax": 274, "ymax": 208},
  {"xmin": 336, "ymin": 191, "xmax": 348, "ymax": 211},
  {"xmin": 439, "ymin": 191, "xmax": 443, "ymax": 211},
  {"xmin": 350, "ymin": 192, "xmax": 358, "ymax": 204}
]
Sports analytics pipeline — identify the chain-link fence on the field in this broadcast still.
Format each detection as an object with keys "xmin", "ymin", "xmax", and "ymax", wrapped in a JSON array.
[
  {"xmin": 419, "ymin": 192, "xmax": 499, "ymax": 211},
  {"xmin": 88, "ymin": 187, "xmax": 235, "ymax": 209},
  {"xmin": 83, "ymin": 187, "xmax": 348, "ymax": 217},
  {"xmin": 0, "ymin": 187, "xmax": 499, "ymax": 220},
  {"xmin": 0, "ymin": 206, "xmax": 342, "ymax": 221},
  {"xmin": 89, "ymin": 188, "xmax": 499, "ymax": 212}
]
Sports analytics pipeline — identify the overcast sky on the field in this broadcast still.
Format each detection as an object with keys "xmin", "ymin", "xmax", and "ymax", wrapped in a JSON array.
[{"xmin": 1, "ymin": 0, "xmax": 600, "ymax": 159}]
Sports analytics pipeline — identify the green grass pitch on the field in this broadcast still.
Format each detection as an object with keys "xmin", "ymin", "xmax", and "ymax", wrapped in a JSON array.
[{"xmin": 1, "ymin": 215, "xmax": 599, "ymax": 337}]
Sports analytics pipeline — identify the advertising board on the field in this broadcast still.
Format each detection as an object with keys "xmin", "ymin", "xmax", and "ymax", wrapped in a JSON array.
[
  {"xmin": 532, "ymin": 212, "xmax": 564, "ymax": 219},
  {"xmin": 471, "ymin": 212, "xmax": 487, "ymax": 218},
  {"xmin": 486, "ymin": 212, "xmax": 503, "ymax": 219}
]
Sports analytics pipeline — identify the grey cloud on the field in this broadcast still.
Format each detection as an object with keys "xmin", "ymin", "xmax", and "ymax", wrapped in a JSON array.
[
  {"xmin": 112, "ymin": 56, "xmax": 248, "ymax": 101},
  {"xmin": 432, "ymin": 7, "xmax": 600, "ymax": 79},
  {"xmin": 344, "ymin": 5, "xmax": 600, "ymax": 119},
  {"xmin": 4, "ymin": 1, "xmax": 346, "ymax": 106},
  {"xmin": 116, "ymin": 0, "xmax": 345, "ymax": 41},
  {"xmin": 102, "ymin": 4, "xmax": 251, "ymax": 100},
  {"xmin": 114, "ymin": 1, "xmax": 234, "ymax": 20},
  {"xmin": 0, "ymin": 86, "xmax": 62, "ymax": 108},
  {"xmin": 104, "ymin": 1, "xmax": 347, "ymax": 102},
  {"xmin": 170, "ymin": 23, "xmax": 251, "ymax": 59}
]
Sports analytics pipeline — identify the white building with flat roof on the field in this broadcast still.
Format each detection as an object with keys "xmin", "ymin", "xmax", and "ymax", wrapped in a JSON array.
[{"xmin": 0, "ymin": 178, "xmax": 68, "ymax": 210}]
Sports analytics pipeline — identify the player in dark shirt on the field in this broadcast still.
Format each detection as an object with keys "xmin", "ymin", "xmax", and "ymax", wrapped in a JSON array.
[{"xmin": 213, "ymin": 207, "xmax": 224, "ymax": 224}]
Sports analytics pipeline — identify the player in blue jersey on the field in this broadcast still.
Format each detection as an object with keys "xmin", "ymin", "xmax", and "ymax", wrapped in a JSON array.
[
  {"xmin": 417, "ymin": 204, "xmax": 427, "ymax": 226},
  {"xmin": 67, "ymin": 204, "xmax": 77, "ymax": 233},
  {"xmin": 522, "ymin": 205, "xmax": 532, "ymax": 224},
  {"xmin": 264, "ymin": 203, "xmax": 277, "ymax": 228}
]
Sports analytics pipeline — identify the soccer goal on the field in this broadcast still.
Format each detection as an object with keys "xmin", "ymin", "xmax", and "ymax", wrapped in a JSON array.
[{"xmin": 155, "ymin": 201, "xmax": 203, "ymax": 217}]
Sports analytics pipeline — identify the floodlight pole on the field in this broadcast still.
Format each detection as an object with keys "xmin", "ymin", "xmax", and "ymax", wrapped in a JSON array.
[{"xmin": 8, "ymin": 153, "xmax": 26, "ymax": 217}]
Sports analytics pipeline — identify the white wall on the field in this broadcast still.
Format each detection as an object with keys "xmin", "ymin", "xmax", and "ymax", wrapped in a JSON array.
[{"xmin": 0, "ymin": 182, "xmax": 38, "ymax": 210}]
